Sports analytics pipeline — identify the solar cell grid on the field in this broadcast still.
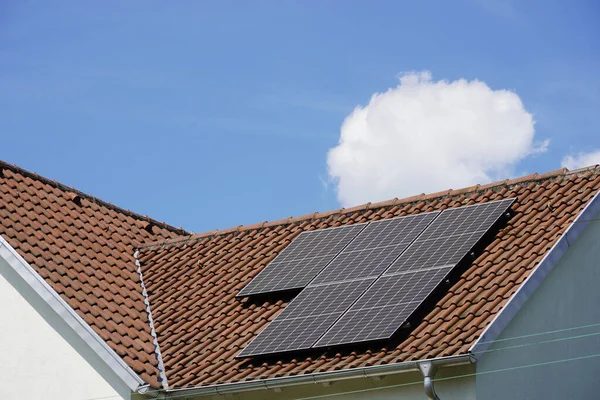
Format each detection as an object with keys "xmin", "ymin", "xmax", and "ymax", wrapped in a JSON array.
[
  {"xmin": 237, "ymin": 279, "xmax": 375, "ymax": 356},
  {"xmin": 238, "ymin": 314, "xmax": 341, "ymax": 357},
  {"xmin": 384, "ymin": 199, "xmax": 513, "ymax": 276},
  {"xmin": 342, "ymin": 213, "xmax": 438, "ymax": 251},
  {"xmin": 311, "ymin": 245, "xmax": 405, "ymax": 284},
  {"xmin": 417, "ymin": 199, "xmax": 513, "ymax": 241},
  {"xmin": 316, "ymin": 267, "xmax": 452, "ymax": 346},
  {"xmin": 278, "ymin": 279, "xmax": 375, "ymax": 320},
  {"xmin": 311, "ymin": 212, "xmax": 438, "ymax": 284},
  {"xmin": 238, "ymin": 223, "xmax": 365, "ymax": 296},
  {"xmin": 384, "ymin": 232, "xmax": 482, "ymax": 275},
  {"xmin": 315, "ymin": 305, "xmax": 417, "ymax": 346}
]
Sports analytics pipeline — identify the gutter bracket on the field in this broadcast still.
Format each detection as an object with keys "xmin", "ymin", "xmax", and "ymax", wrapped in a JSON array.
[{"xmin": 418, "ymin": 361, "xmax": 439, "ymax": 400}]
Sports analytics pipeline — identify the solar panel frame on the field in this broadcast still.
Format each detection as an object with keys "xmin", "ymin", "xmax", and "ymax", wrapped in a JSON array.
[{"xmin": 237, "ymin": 223, "xmax": 367, "ymax": 296}]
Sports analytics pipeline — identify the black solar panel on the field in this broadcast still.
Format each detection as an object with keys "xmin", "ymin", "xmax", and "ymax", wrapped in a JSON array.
[
  {"xmin": 315, "ymin": 267, "xmax": 451, "ymax": 346},
  {"xmin": 315, "ymin": 198, "xmax": 514, "ymax": 347},
  {"xmin": 238, "ymin": 224, "xmax": 366, "ymax": 296},
  {"xmin": 238, "ymin": 198, "xmax": 514, "ymax": 356},
  {"xmin": 384, "ymin": 199, "xmax": 514, "ymax": 276},
  {"xmin": 238, "ymin": 279, "xmax": 375, "ymax": 357},
  {"xmin": 385, "ymin": 232, "xmax": 482, "ymax": 274},
  {"xmin": 311, "ymin": 212, "xmax": 439, "ymax": 284},
  {"xmin": 416, "ymin": 199, "xmax": 515, "ymax": 241}
]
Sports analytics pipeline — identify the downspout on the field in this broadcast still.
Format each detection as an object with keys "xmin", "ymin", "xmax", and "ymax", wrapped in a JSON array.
[{"xmin": 418, "ymin": 361, "xmax": 439, "ymax": 400}]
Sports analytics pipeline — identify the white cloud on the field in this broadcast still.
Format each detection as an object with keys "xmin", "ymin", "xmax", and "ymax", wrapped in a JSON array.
[
  {"xmin": 327, "ymin": 71, "xmax": 546, "ymax": 207},
  {"xmin": 561, "ymin": 151, "xmax": 600, "ymax": 170}
]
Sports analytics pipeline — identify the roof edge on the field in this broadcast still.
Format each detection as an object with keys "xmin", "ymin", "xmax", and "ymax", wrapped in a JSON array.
[
  {"xmin": 0, "ymin": 160, "xmax": 190, "ymax": 236},
  {"xmin": 0, "ymin": 234, "xmax": 146, "ymax": 391},
  {"xmin": 469, "ymin": 185, "xmax": 600, "ymax": 358},
  {"xmin": 162, "ymin": 354, "xmax": 473, "ymax": 398},
  {"xmin": 139, "ymin": 165, "xmax": 600, "ymax": 251}
]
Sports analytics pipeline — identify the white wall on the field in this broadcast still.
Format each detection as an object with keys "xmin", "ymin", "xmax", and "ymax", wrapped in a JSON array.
[
  {"xmin": 0, "ymin": 254, "xmax": 132, "ymax": 400},
  {"xmin": 196, "ymin": 364, "xmax": 475, "ymax": 400},
  {"xmin": 476, "ymin": 208, "xmax": 600, "ymax": 399}
]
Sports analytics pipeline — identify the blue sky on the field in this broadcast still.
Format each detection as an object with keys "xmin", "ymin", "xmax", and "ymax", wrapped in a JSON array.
[{"xmin": 1, "ymin": 1, "xmax": 599, "ymax": 233}]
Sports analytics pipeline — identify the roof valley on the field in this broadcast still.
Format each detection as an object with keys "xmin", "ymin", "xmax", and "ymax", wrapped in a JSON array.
[{"xmin": 134, "ymin": 250, "xmax": 170, "ymax": 389}]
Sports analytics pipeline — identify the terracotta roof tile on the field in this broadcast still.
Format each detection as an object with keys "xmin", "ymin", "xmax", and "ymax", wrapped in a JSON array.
[
  {"xmin": 136, "ymin": 166, "xmax": 600, "ymax": 388},
  {"xmin": 3, "ymin": 159, "xmax": 600, "ymax": 391},
  {"xmin": 0, "ymin": 161, "xmax": 188, "ymax": 387}
]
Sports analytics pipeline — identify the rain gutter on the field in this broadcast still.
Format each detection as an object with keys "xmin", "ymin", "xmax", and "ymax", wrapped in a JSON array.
[{"xmin": 162, "ymin": 354, "xmax": 474, "ymax": 398}]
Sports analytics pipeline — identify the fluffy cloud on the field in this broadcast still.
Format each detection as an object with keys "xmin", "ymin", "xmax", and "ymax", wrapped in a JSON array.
[
  {"xmin": 561, "ymin": 151, "xmax": 600, "ymax": 170},
  {"xmin": 327, "ymin": 72, "xmax": 546, "ymax": 207}
]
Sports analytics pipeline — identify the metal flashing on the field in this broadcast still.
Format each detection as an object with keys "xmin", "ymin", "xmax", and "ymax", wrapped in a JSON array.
[
  {"xmin": 0, "ymin": 235, "xmax": 145, "ymax": 391},
  {"xmin": 134, "ymin": 250, "xmax": 170, "ymax": 389},
  {"xmin": 469, "ymin": 189, "xmax": 600, "ymax": 358}
]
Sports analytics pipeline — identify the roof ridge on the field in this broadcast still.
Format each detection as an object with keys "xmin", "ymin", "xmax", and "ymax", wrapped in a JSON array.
[
  {"xmin": 0, "ymin": 159, "xmax": 190, "ymax": 236},
  {"xmin": 138, "ymin": 165, "xmax": 600, "ymax": 251}
]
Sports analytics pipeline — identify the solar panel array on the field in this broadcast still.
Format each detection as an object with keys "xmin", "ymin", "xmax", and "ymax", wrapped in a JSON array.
[
  {"xmin": 238, "ymin": 212, "xmax": 438, "ymax": 357},
  {"xmin": 316, "ymin": 199, "xmax": 515, "ymax": 346},
  {"xmin": 237, "ymin": 224, "xmax": 365, "ymax": 296},
  {"xmin": 238, "ymin": 199, "xmax": 514, "ymax": 357}
]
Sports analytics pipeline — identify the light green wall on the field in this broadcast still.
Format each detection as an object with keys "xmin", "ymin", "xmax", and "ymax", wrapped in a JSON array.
[
  {"xmin": 196, "ymin": 364, "xmax": 475, "ymax": 400},
  {"xmin": 476, "ymin": 210, "xmax": 600, "ymax": 399}
]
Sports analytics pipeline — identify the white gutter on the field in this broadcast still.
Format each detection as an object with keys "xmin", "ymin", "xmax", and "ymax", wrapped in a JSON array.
[
  {"xmin": 163, "ymin": 354, "xmax": 474, "ymax": 398},
  {"xmin": 0, "ymin": 235, "xmax": 146, "ymax": 391},
  {"xmin": 469, "ymin": 188, "xmax": 600, "ymax": 359}
]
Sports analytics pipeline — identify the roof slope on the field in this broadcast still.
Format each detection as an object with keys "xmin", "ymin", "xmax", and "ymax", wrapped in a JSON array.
[
  {"xmin": 0, "ymin": 161, "xmax": 188, "ymax": 387},
  {"xmin": 137, "ymin": 167, "xmax": 600, "ymax": 388}
]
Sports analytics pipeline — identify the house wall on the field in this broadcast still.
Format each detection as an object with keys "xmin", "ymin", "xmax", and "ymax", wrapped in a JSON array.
[
  {"xmin": 0, "ymin": 252, "xmax": 132, "ymax": 400},
  {"xmin": 476, "ymin": 209, "xmax": 600, "ymax": 399},
  {"xmin": 196, "ymin": 364, "xmax": 475, "ymax": 400}
]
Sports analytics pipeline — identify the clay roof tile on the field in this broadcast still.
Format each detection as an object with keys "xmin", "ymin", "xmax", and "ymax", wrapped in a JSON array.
[{"xmin": 3, "ymin": 159, "xmax": 600, "ymax": 390}]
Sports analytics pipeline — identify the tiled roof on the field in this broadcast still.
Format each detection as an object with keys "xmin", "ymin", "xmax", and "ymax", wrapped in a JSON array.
[
  {"xmin": 137, "ymin": 166, "xmax": 600, "ymax": 388},
  {"xmin": 2, "ymin": 158, "xmax": 600, "ymax": 391},
  {"xmin": 0, "ymin": 160, "xmax": 188, "ymax": 388}
]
